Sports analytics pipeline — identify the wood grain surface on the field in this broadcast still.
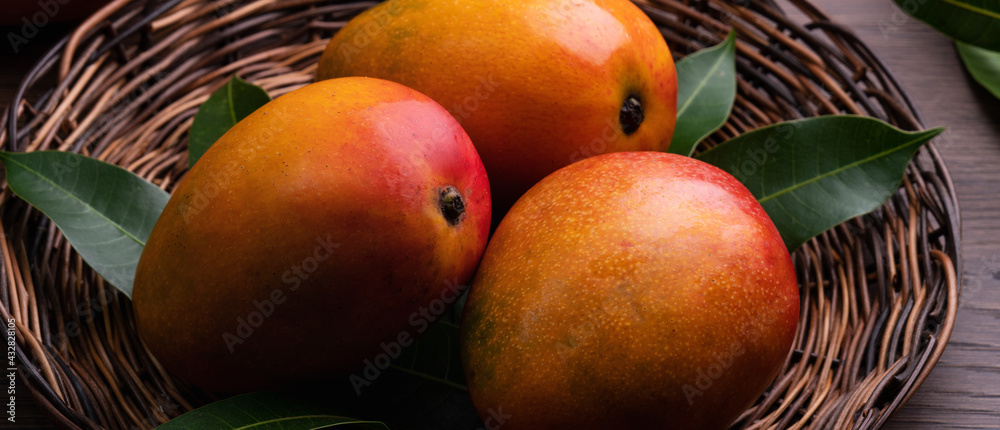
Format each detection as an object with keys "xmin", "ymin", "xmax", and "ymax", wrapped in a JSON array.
[
  {"xmin": 808, "ymin": 1, "xmax": 1000, "ymax": 428},
  {"xmin": 1, "ymin": 0, "xmax": 998, "ymax": 428}
]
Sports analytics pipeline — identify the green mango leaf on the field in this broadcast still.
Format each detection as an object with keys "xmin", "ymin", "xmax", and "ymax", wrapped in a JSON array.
[
  {"xmin": 390, "ymin": 320, "xmax": 466, "ymax": 391},
  {"xmin": 188, "ymin": 75, "xmax": 271, "ymax": 167},
  {"xmin": 957, "ymin": 41, "xmax": 1000, "ymax": 99},
  {"xmin": 349, "ymin": 320, "xmax": 466, "ymax": 400},
  {"xmin": 668, "ymin": 30, "xmax": 737, "ymax": 156},
  {"xmin": 0, "ymin": 151, "xmax": 169, "ymax": 297},
  {"xmin": 891, "ymin": 0, "xmax": 1000, "ymax": 51},
  {"xmin": 346, "ymin": 320, "xmax": 481, "ymax": 429},
  {"xmin": 156, "ymin": 391, "xmax": 388, "ymax": 429},
  {"xmin": 696, "ymin": 116, "xmax": 943, "ymax": 251}
]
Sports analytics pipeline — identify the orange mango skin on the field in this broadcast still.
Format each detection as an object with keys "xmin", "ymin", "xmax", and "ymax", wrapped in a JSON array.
[
  {"xmin": 461, "ymin": 152, "xmax": 799, "ymax": 430},
  {"xmin": 317, "ymin": 0, "xmax": 677, "ymax": 215},
  {"xmin": 133, "ymin": 77, "xmax": 491, "ymax": 393}
]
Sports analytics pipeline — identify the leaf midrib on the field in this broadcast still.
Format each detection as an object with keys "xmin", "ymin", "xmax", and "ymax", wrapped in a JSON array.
[
  {"xmin": 757, "ymin": 133, "xmax": 930, "ymax": 203},
  {"xmin": 1, "ymin": 153, "xmax": 146, "ymax": 247},
  {"xmin": 676, "ymin": 44, "xmax": 730, "ymax": 119},
  {"xmin": 937, "ymin": 0, "xmax": 1000, "ymax": 20},
  {"xmin": 387, "ymin": 364, "xmax": 468, "ymax": 392},
  {"xmin": 226, "ymin": 80, "xmax": 239, "ymax": 126},
  {"xmin": 226, "ymin": 414, "xmax": 382, "ymax": 430}
]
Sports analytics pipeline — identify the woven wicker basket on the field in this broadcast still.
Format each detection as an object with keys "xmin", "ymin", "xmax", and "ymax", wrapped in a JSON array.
[{"xmin": 0, "ymin": 0, "xmax": 961, "ymax": 428}]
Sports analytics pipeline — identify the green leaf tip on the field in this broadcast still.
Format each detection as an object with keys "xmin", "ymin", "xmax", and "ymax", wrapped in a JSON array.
[
  {"xmin": 668, "ymin": 30, "xmax": 737, "ymax": 157},
  {"xmin": 957, "ymin": 42, "xmax": 1000, "ymax": 100},
  {"xmin": 696, "ymin": 115, "xmax": 943, "ymax": 251},
  {"xmin": 189, "ymin": 75, "xmax": 271, "ymax": 168},
  {"xmin": 0, "ymin": 150, "xmax": 169, "ymax": 297}
]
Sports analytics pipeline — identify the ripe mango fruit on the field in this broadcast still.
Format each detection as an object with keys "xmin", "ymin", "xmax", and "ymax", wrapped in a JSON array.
[
  {"xmin": 133, "ymin": 77, "xmax": 491, "ymax": 393},
  {"xmin": 461, "ymin": 152, "xmax": 799, "ymax": 429},
  {"xmin": 317, "ymin": 0, "xmax": 677, "ymax": 217}
]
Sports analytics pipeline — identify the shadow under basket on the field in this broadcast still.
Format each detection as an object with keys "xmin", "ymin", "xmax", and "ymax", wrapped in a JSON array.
[{"xmin": 0, "ymin": 0, "xmax": 961, "ymax": 428}]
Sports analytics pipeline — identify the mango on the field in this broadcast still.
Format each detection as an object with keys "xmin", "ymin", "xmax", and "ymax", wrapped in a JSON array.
[
  {"xmin": 461, "ymin": 152, "xmax": 799, "ymax": 429},
  {"xmin": 133, "ymin": 77, "xmax": 491, "ymax": 393},
  {"xmin": 317, "ymin": 0, "xmax": 677, "ymax": 217}
]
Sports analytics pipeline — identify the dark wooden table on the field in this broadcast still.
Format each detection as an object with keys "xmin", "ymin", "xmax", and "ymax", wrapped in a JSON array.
[
  {"xmin": 2, "ymin": 0, "xmax": 998, "ymax": 428},
  {"xmin": 810, "ymin": 1, "xmax": 1000, "ymax": 428}
]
